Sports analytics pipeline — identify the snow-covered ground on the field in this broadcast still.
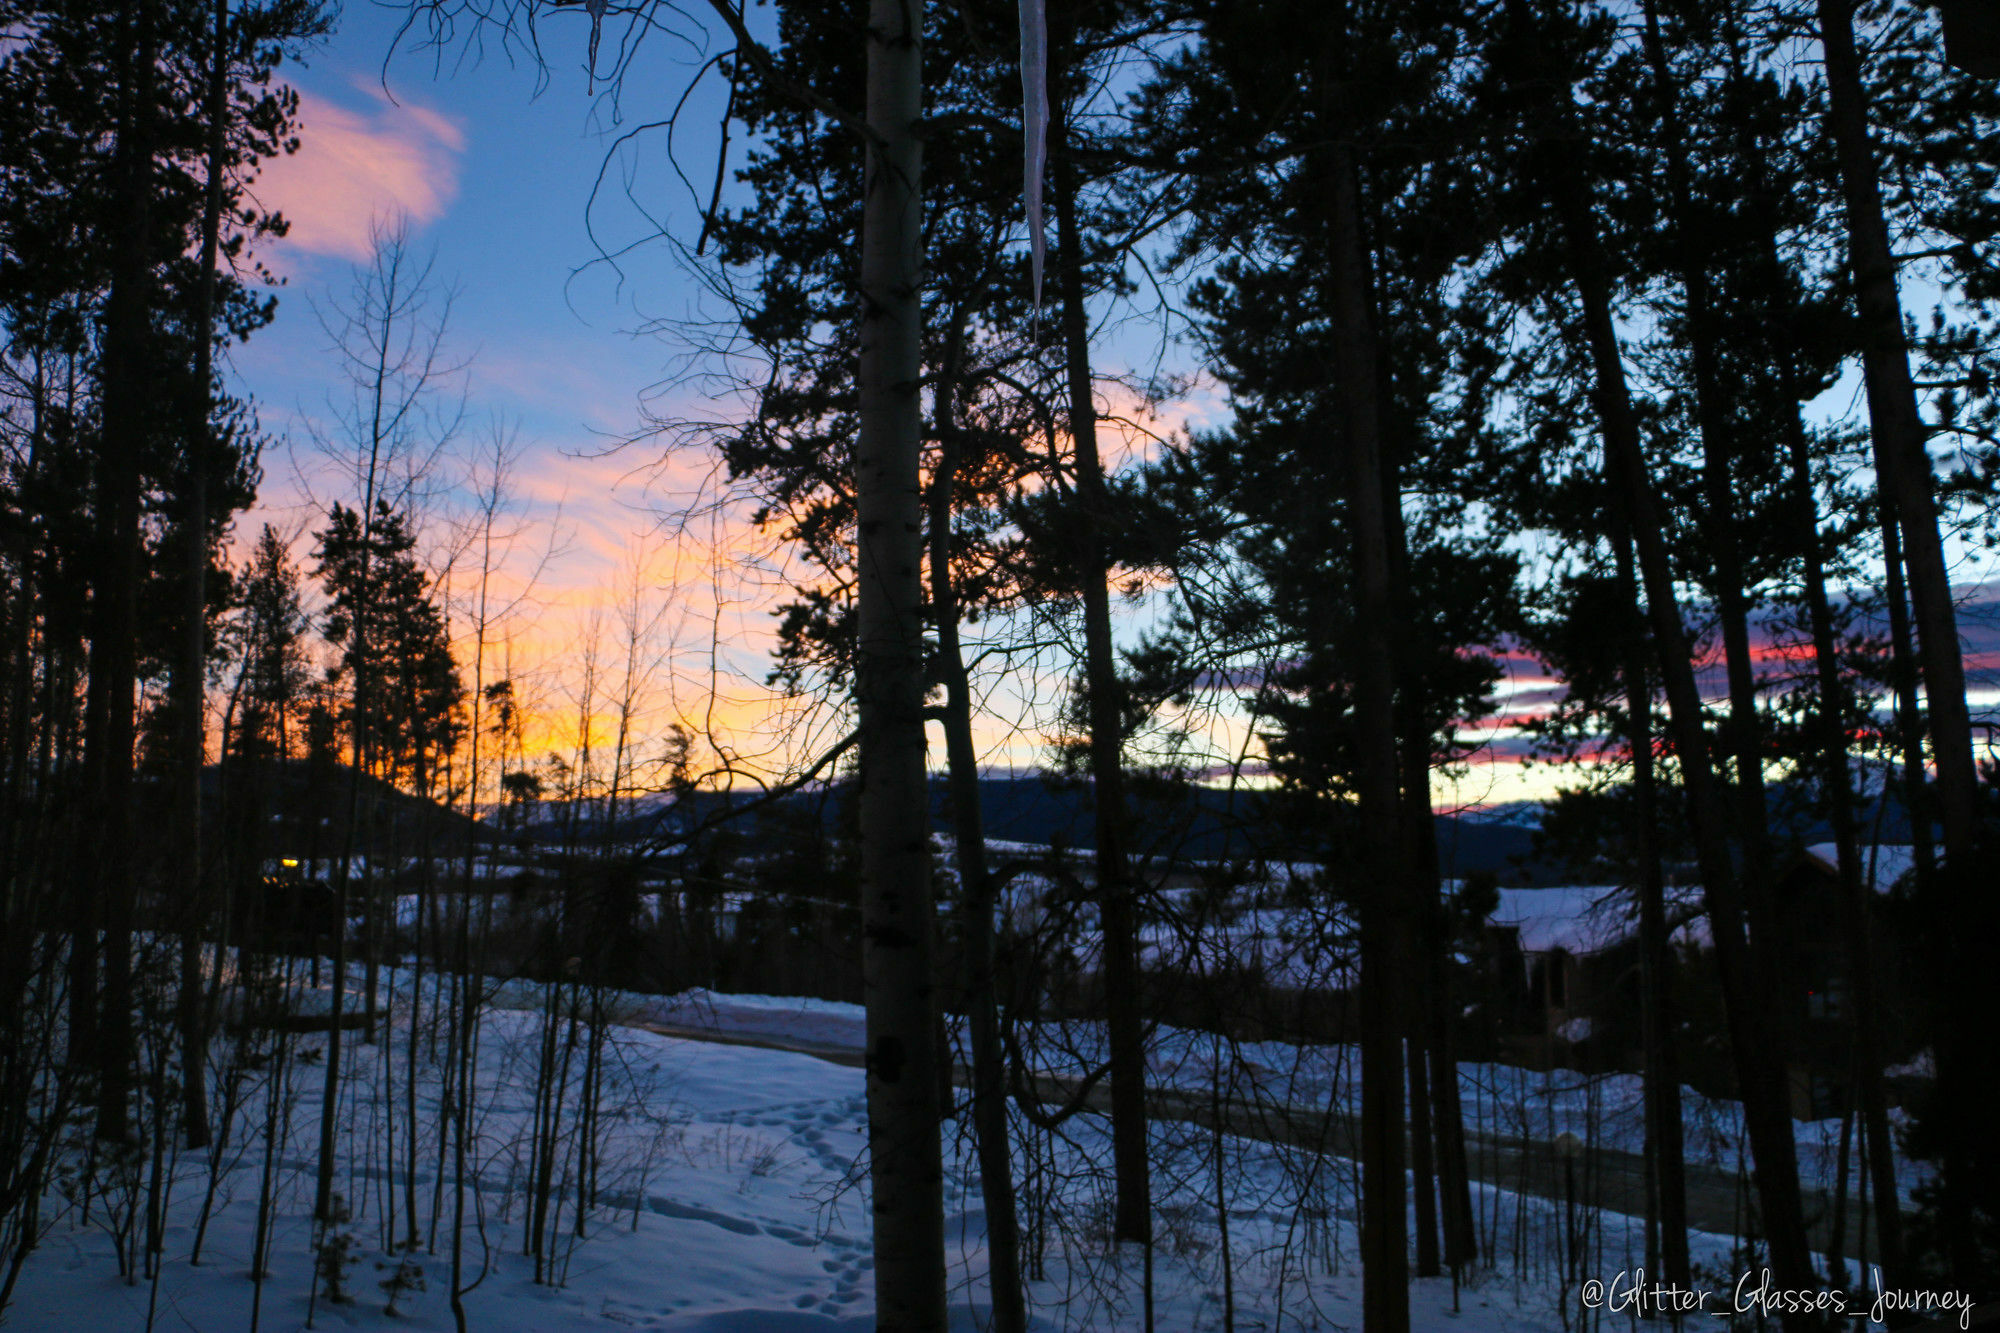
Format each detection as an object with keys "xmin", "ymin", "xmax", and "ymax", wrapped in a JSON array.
[
  {"xmin": 652, "ymin": 991, "xmax": 1923, "ymax": 1205},
  {"xmin": 0, "ymin": 980, "xmax": 1920, "ymax": 1332}
]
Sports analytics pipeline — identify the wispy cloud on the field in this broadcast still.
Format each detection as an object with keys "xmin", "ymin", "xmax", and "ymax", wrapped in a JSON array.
[{"xmin": 258, "ymin": 78, "xmax": 466, "ymax": 262}]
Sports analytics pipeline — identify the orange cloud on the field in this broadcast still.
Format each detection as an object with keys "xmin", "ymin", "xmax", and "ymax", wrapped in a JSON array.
[{"xmin": 259, "ymin": 80, "xmax": 466, "ymax": 262}]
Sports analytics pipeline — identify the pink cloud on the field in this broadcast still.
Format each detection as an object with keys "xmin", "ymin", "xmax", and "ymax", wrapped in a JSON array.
[{"xmin": 257, "ymin": 80, "xmax": 465, "ymax": 262}]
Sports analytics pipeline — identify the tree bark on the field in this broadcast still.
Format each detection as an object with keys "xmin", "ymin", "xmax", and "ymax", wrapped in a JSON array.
[
  {"xmin": 1386, "ymin": 474, "xmax": 1441, "ymax": 1281},
  {"xmin": 1613, "ymin": 529, "xmax": 1691, "ymax": 1290},
  {"xmin": 1325, "ymin": 141, "xmax": 1409, "ymax": 1333},
  {"xmin": 1734, "ymin": 102, "xmax": 1909, "ymax": 1273},
  {"xmin": 856, "ymin": 0, "xmax": 947, "ymax": 1322},
  {"xmin": 85, "ymin": 0, "xmax": 159, "ymax": 1145},
  {"xmin": 928, "ymin": 323, "xmax": 1024, "ymax": 1333},
  {"xmin": 177, "ymin": 0, "xmax": 231, "ymax": 1153},
  {"xmin": 1395, "ymin": 676, "xmax": 1476, "ymax": 1276},
  {"xmin": 1637, "ymin": 0, "xmax": 1787, "ymax": 1049},
  {"xmin": 1051, "ymin": 137, "xmax": 1150, "ymax": 1249},
  {"xmin": 1715, "ymin": 22, "xmax": 1910, "ymax": 1273},
  {"xmin": 315, "ymin": 238, "xmax": 416, "ymax": 1223}
]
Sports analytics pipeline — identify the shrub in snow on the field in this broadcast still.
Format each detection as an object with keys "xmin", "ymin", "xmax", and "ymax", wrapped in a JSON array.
[
  {"xmin": 379, "ymin": 1255, "xmax": 426, "ymax": 1316},
  {"xmin": 313, "ymin": 1194, "xmax": 357, "ymax": 1307}
]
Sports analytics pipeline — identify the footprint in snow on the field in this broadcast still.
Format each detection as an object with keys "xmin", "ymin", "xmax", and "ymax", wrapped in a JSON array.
[{"xmin": 646, "ymin": 1197, "xmax": 762, "ymax": 1236}]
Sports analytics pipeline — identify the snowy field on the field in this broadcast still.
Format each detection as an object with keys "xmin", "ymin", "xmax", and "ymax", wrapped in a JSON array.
[
  {"xmin": 0, "ymin": 980, "xmax": 1909, "ymax": 1332},
  {"xmin": 644, "ymin": 990, "xmax": 1910, "ymax": 1202}
]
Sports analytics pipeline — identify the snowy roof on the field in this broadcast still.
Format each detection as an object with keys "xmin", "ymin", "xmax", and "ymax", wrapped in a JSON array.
[
  {"xmin": 1489, "ymin": 886, "xmax": 1634, "ymax": 955},
  {"xmin": 1800, "ymin": 844, "xmax": 1917, "ymax": 895},
  {"xmin": 1485, "ymin": 882, "xmax": 1714, "ymax": 956},
  {"xmin": 1480, "ymin": 846, "xmax": 1924, "ymax": 963}
]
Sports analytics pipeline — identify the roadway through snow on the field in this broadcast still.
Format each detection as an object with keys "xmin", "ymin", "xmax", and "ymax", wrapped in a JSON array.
[{"xmin": 639, "ymin": 1019, "xmax": 1879, "ymax": 1266}]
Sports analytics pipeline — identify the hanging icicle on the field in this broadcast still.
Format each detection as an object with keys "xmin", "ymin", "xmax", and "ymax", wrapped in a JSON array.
[
  {"xmin": 1020, "ymin": 0, "xmax": 1049, "ymax": 325},
  {"xmin": 585, "ymin": 0, "xmax": 607, "ymax": 89}
]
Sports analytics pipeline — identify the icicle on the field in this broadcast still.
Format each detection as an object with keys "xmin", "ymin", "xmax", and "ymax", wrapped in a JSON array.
[
  {"xmin": 1020, "ymin": 0, "xmax": 1048, "ymax": 326},
  {"xmin": 585, "ymin": 0, "xmax": 607, "ymax": 90}
]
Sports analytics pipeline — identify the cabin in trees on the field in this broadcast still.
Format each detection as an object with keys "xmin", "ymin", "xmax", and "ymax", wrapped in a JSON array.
[
  {"xmin": 1467, "ymin": 885, "xmax": 1680, "ymax": 1073},
  {"xmin": 1468, "ymin": 854, "xmax": 1920, "ymax": 1119}
]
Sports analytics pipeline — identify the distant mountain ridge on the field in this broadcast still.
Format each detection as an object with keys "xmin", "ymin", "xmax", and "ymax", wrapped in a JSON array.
[
  {"xmin": 517, "ymin": 775, "xmax": 1571, "ymax": 885},
  {"xmin": 472, "ymin": 772, "xmax": 1931, "ymax": 890}
]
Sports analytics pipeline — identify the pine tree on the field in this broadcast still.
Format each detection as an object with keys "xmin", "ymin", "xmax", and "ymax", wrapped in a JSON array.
[
  {"xmin": 317, "ymin": 501, "xmax": 464, "ymax": 792},
  {"xmin": 1130, "ymin": 2, "xmax": 1523, "ymax": 1318},
  {"xmin": 231, "ymin": 525, "xmax": 312, "ymax": 764}
]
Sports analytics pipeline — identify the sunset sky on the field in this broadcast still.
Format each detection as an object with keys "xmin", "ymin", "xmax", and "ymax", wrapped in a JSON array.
[
  {"xmin": 224, "ymin": 2, "xmax": 2000, "ymax": 810},
  {"xmin": 234, "ymin": 1, "xmax": 819, "ymax": 786}
]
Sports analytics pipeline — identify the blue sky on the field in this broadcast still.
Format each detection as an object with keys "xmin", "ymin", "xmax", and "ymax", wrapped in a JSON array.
[{"xmin": 238, "ymin": 0, "xmax": 735, "ymax": 484}]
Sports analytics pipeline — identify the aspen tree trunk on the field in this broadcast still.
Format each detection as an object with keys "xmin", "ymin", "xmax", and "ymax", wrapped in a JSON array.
[
  {"xmin": 1551, "ymin": 162, "xmax": 1820, "ymax": 1312},
  {"xmin": 177, "ymin": 0, "xmax": 231, "ymax": 1152},
  {"xmin": 1613, "ymin": 529, "xmax": 1691, "ymax": 1290},
  {"xmin": 448, "ymin": 879, "xmax": 474, "ymax": 1333},
  {"xmin": 582, "ymin": 987, "xmax": 607, "ymax": 1218},
  {"xmin": 855, "ymin": 0, "xmax": 947, "ymax": 1322},
  {"xmin": 448, "ymin": 456, "xmax": 504, "ymax": 1321},
  {"xmin": 405, "ymin": 759, "xmax": 429, "ymax": 1252},
  {"xmin": 316, "ymin": 586, "xmax": 365, "ymax": 1224},
  {"xmin": 1051, "ymin": 143, "xmax": 1151, "ymax": 1251},
  {"xmin": 1325, "ymin": 141, "xmax": 1409, "ymax": 1333},
  {"xmin": 315, "ymin": 238, "xmax": 412, "ymax": 1222},
  {"xmin": 929, "ymin": 325, "xmax": 1025, "ymax": 1333}
]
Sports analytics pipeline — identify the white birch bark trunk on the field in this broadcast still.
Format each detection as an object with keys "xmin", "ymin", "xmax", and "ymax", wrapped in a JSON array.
[{"xmin": 857, "ymin": 0, "xmax": 947, "ymax": 1325}]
